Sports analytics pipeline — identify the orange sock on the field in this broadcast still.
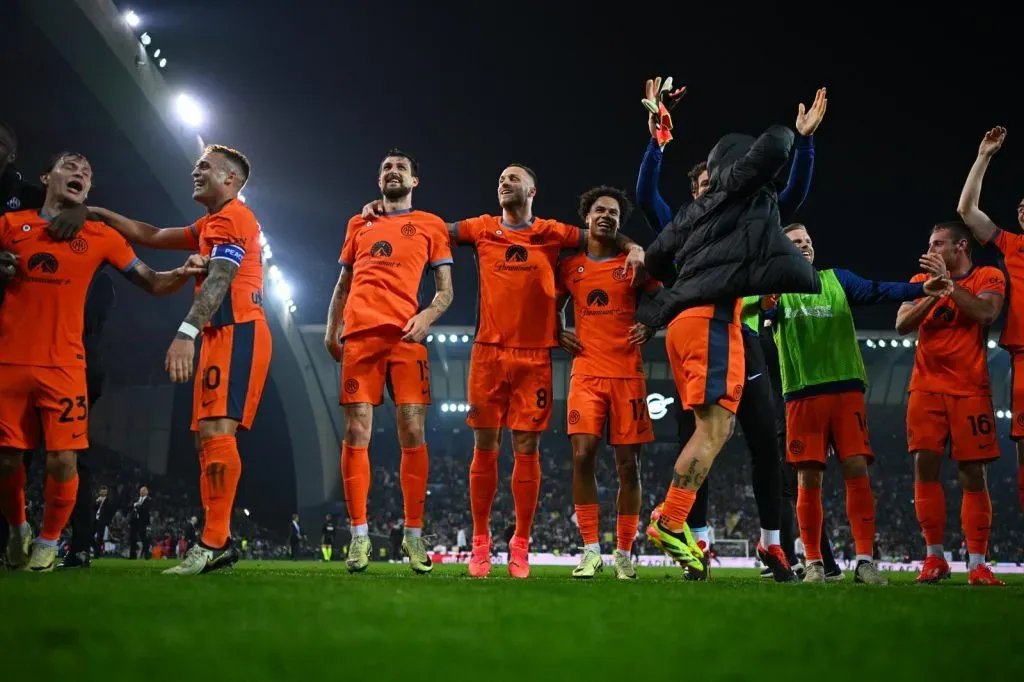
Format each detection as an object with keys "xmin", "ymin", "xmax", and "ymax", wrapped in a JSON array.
[
  {"xmin": 961, "ymin": 489, "xmax": 992, "ymax": 556},
  {"xmin": 914, "ymin": 481, "xmax": 946, "ymax": 547},
  {"xmin": 511, "ymin": 452, "xmax": 541, "ymax": 541},
  {"xmin": 197, "ymin": 446, "xmax": 209, "ymax": 517},
  {"xmin": 0, "ymin": 466, "xmax": 27, "ymax": 527},
  {"xmin": 40, "ymin": 474, "xmax": 79, "ymax": 542},
  {"xmin": 341, "ymin": 443, "xmax": 370, "ymax": 528},
  {"xmin": 574, "ymin": 503, "xmax": 599, "ymax": 546},
  {"xmin": 660, "ymin": 486, "xmax": 696, "ymax": 532},
  {"xmin": 469, "ymin": 448, "xmax": 498, "ymax": 537},
  {"xmin": 200, "ymin": 435, "xmax": 242, "ymax": 548},
  {"xmin": 616, "ymin": 514, "xmax": 639, "ymax": 552},
  {"xmin": 400, "ymin": 444, "xmax": 429, "ymax": 529},
  {"xmin": 796, "ymin": 486, "xmax": 823, "ymax": 562},
  {"xmin": 845, "ymin": 475, "xmax": 876, "ymax": 558}
]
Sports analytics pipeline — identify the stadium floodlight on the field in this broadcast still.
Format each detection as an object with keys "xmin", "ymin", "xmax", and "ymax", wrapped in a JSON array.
[
  {"xmin": 238, "ymin": 192, "xmax": 247, "ymax": 203},
  {"xmin": 258, "ymin": 231, "xmax": 267, "ymax": 247},
  {"xmin": 243, "ymin": 508, "xmax": 250, "ymax": 517},
  {"xmin": 461, "ymin": 334, "xmax": 469, "ymax": 343},
  {"xmin": 153, "ymin": 48, "xmax": 161, "ymax": 58},
  {"xmin": 441, "ymin": 403, "xmax": 450, "ymax": 413},
  {"xmin": 140, "ymin": 32, "xmax": 152, "ymax": 46},
  {"xmin": 262, "ymin": 244, "xmax": 272, "ymax": 261},
  {"xmin": 267, "ymin": 264, "xmax": 282, "ymax": 282},
  {"xmin": 158, "ymin": 58, "xmax": 167, "ymax": 69},
  {"xmin": 175, "ymin": 93, "xmax": 205, "ymax": 128},
  {"xmin": 901, "ymin": 339, "xmax": 911, "ymax": 348},
  {"xmin": 288, "ymin": 303, "xmax": 297, "ymax": 313},
  {"xmin": 988, "ymin": 340, "xmax": 997, "ymax": 349},
  {"xmin": 437, "ymin": 334, "xmax": 445, "ymax": 343},
  {"xmin": 274, "ymin": 279, "xmax": 292, "ymax": 301},
  {"xmin": 426, "ymin": 334, "xmax": 433, "ymax": 343},
  {"xmin": 124, "ymin": 10, "xmax": 140, "ymax": 28}
]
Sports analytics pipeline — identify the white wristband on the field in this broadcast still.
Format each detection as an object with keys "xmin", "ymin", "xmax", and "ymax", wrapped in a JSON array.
[{"xmin": 177, "ymin": 322, "xmax": 199, "ymax": 339}]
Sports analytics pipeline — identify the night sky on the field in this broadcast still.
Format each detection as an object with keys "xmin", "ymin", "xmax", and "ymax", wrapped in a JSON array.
[{"xmin": 6, "ymin": 1, "xmax": 1022, "ymax": 333}]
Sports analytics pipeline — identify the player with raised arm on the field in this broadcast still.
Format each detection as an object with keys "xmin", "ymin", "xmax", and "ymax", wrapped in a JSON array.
[
  {"xmin": 71, "ymin": 145, "xmax": 271, "ymax": 576},
  {"xmin": 639, "ymin": 118, "xmax": 820, "ymax": 575},
  {"xmin": 362, "ymin": 165, "xmax": 644, "ymax": 579},
  {"xmin": 556, "ymin": 186, "xmax": 658, "ymax": 581},
  {"xmin": 956, "ymin": 126, "xmax": 1024, "ymax": 514},
  {"xmin": 324, "ymin": 149, "xmax": 453, "ymax": 574},
  {"xmin": 0, "ymin": 152, "xmax": 203, "ymax": 571},
  {"xmin": 636, "ymin": 83, "xmax": 826, "ymax": 582},
  {"xmin": 895, "ymin": 221, "xmax": 1005, "ymax": 586},
  {"xmin": 765, "ymin": 224, "xmax": 952, "ymax": 584}
]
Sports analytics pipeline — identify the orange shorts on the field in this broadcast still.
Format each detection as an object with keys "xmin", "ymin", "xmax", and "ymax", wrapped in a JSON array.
[
  {"xmin": 665, "ymin": 315, "xmax": 744, "ymax": 413},
  {"xmin": 467, "ymin": 344, "xmax": 552, "ymax": 431},
  {"xmin": 785, "ymin": 391, "xmax": 873, "ymax": 465},
  {"xmin": 1011, "ymin": 351, "xmax": 1024, "ymax": 439},
  {"xmin": 566, "ymin": 374, "xmax": 654, "ymax": 445},
  {"xmin": 192, "ymin": 319, "xmax": 272, "ymax": 431},
  {"xmin": 340, "ymin": 328, "xmax": 430, "ymax": 406},
  {"xmin": 907, "ymin": 391, "xmax": 999, "ymax": 462},
  {"xmin": 0, "ymin": 364, "xmax": 89, "ymax": 451}
]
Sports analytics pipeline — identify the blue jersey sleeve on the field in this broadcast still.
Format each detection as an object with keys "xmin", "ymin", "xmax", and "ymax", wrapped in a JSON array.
[
  {"xmin": 636, "ymin": 138, "xmax": 674, "ymax": 232},
  {"xmin": 833, "ymin": 268, "xmax": 925, "ymax": 305}
]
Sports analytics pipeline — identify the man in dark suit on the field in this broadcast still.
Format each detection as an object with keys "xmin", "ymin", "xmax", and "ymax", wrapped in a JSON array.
[
  {"xmin": 92, "ymin": 485, "xmax": 115, "ymax": 557},
  {"xmin": 289, "ymin": 514, "xmax": 303, "ymax": 560},
  {"xmin": 128, "ymin": 486, "xmax": 152, "ymax": 559}
]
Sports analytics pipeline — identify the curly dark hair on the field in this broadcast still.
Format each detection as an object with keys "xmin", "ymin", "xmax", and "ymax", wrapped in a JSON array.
[
  {"xmin": 577, "ymin": 185, "xmax": 633, "ymax": 225},
  {"xmin": 688, "ymin": 160, "xmax": 708, "ymax": 196}
]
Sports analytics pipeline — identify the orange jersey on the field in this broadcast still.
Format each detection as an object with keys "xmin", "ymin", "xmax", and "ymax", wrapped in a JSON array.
[
  {"xmin": 557, "ymin": 252, "xmax": 658, "ymax": 378},
  {"xmin": 987, "ymin": 229, "xmax": 1024, "ymax": 349},
  {"xmin": 339, "ymin": 209, "xmax": 453, "ymax": 339},
  {"xmin": 184, "ymin": 198, "xmax": 265, "ymax": 328},
  {"xmin": 456, "ymin": 215, "xmax": 582, "ymax": 348},
  {"xmin": 0, "ymin": 210, "xmax": 138, "ymax": 367},
  {"xmin": 908, "ymin": 266, "xmax": 1005, "ymax": 396}
]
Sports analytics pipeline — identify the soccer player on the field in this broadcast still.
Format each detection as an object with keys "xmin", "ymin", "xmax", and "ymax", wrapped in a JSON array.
[
  {"xmin": 556, "ymin": 186, "xmax": 658, "ymax": 581},
  {"xmin": 320, "ymin": 513, "xmax": 336, "ymax": 562},
  {"xmin": 956, "ymin": 126, "xmax": 1024, "ymax": 514},
  {"xmin": 636, "ymin": 87, "xmax": 826, "ymax": 582},
  {"xmin": 765, "ymin": 223, "xmax": 951, "ymax": 584},
  {"xmin": 325, "ymin": 149, "xmax": 453, "ymax": 574},
  {"xmin": 641, "ymin": 123, "xmax": 818, "ymax": 575},
  {"xmin": 0, "ymin": 152, "xmax": 203, "ymax": 571},
  {"xmin": 361, "ymin": 165, "xmax": 645, "ymax": 579},
  {"xmin": 897, "ymin": 221, "xmax": 1005, "ymax": 586},
  {"xmin": 74, "ymin": 144, "xmax": 270, "ymax": 576}
]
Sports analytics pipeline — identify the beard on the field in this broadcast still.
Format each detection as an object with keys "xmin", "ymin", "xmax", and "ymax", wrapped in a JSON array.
[{"xmin": 382, "ymin": 183, "xmax": 412, "ymax": 201}]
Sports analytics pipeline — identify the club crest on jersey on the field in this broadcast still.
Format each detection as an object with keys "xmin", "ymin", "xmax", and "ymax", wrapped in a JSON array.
[
  {"xmin": 529, "ymin": 234, "xmax": 546, "ymax": 245},
  {"xmin": 6, "ymin": 196, "xmax": 21, "ymax": 210},
  {"xmin": 612, "ymin": 268, "xmax": 629, "ymax": 282},
  {"xmin": 401, "ymin": 223, "xmax": 416, "ymax": 238},
  {"xmin": 69, "ymin": 237, "xmax": 88, "ymax": 254}
]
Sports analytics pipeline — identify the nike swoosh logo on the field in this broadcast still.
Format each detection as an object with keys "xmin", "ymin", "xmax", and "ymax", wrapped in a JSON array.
[
  {"xmin": 572, "ymin": 278, "xmax": 583, "ymax": 284},
  {"xmin": 72, "ymin": 432, "xmax": 85, "ymax": 439},
  {"xmin": 202, "ymin": 399, "xmax": 217, "ymax": 407},
  {"xmin": 531, "ymin": 416, "xmax": 544, "ymax": 422},
  {"xmin": 10, "ymin": 238, "xmax": 28, "ymax": 244},
  {"xmin": 746, "ymin": 373, "xmax": 762, "ymax": 381}
]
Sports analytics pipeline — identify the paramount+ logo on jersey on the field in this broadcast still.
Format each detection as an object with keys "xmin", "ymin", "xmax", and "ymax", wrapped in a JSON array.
[
  {"xmin": 581, "ymin": 288, "xmax": 619, "ymax": 318},
  {"xmin": 494, "ymin": 244, "xmax": 538, "ymax": 273},
  {"xmin": 24, "ymin": 252, "xmax": 70, "ymax": 285},
  {"xmin": 367, "ymin": 240, "xmax": 401, "ymax": 268}
]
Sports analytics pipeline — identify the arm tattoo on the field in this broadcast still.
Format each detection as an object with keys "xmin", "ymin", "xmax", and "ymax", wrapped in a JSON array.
[
  {"xmin": 344, "ymin": 403, "xmax": 372, "ymax": 419},
  {"xmin": 182, "ymin": 259, "xmax": 238, "ymax": 331},
  {"xmin": 123, "ymin": 264, "xmax": 155, "ymax": 294},
  {"xmin": 326, "ymin": 268, "xmax": 352, "ymax": 332},
  {"xmin": 398, "ymin": 404, "xmax": 426, "ymax": 420},
  {"xmin": 424, "ymin": 265, "xmax": 454, "ymax": 321}
]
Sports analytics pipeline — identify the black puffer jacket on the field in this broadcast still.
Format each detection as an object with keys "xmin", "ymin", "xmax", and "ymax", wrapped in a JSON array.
[{"xmin": 636, "ymin": 125, "xmax": 820, "ymax": 328}]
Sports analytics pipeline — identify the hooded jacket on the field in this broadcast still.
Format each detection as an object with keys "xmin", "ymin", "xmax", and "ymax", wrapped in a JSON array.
[{"xmin": 636, "ymin": 124, "xmax": 821, "ymax": 328}]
